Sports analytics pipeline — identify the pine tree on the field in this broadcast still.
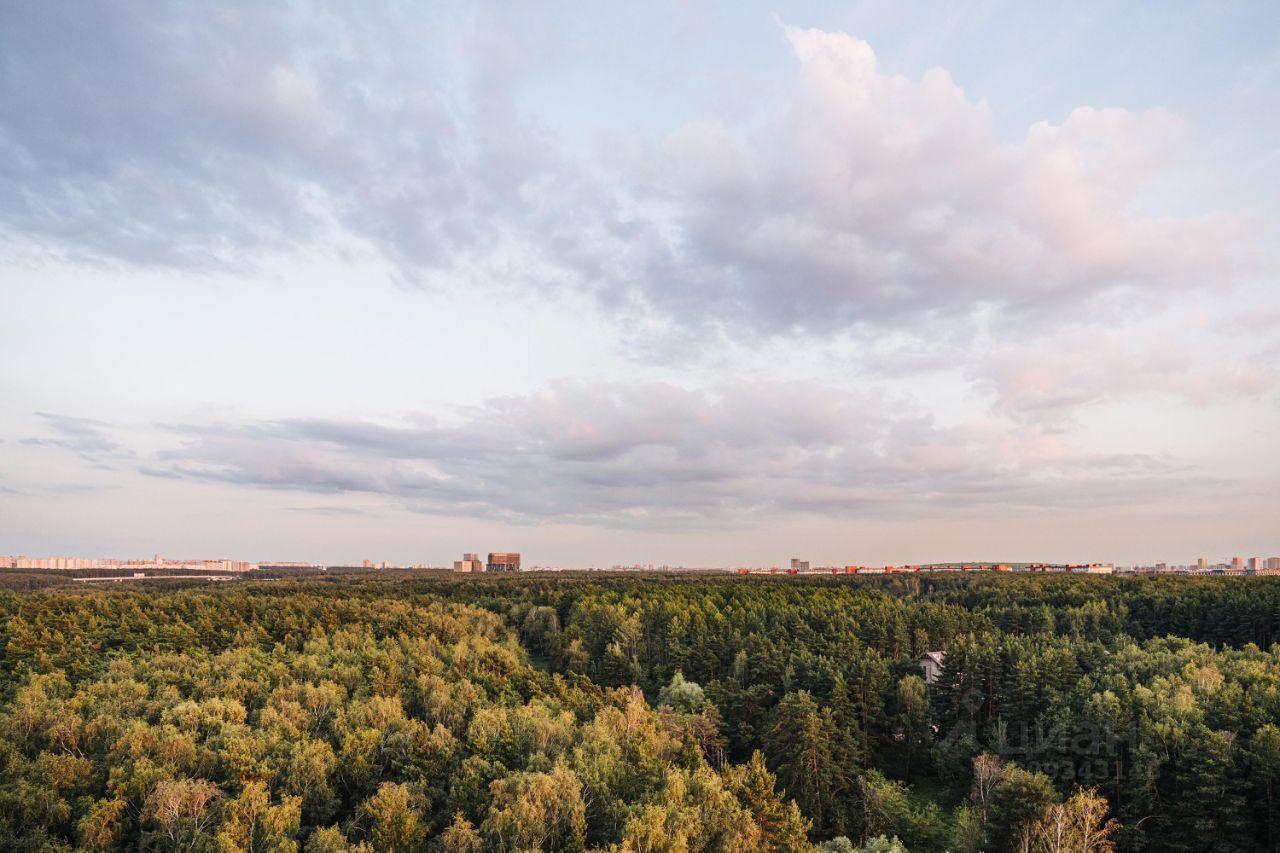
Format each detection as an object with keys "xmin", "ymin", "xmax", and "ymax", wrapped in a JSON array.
[{"xmin": 766, "ymin": 690, "xmax": 844, "ymax": 835}]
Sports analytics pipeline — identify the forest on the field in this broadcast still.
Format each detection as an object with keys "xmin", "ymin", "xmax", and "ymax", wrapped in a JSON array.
[{"xmin": 2, "ymin": 571, "xmax": 1279, "ymax": 851}]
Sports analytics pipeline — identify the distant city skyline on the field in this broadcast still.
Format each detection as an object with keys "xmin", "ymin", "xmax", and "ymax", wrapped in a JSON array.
[
  {"xmin": 6, "ymin": 550, "xmax": 1280, "ymax": 575},
  {"xmin": 2, "ymin": 2, "xmax": 1278, "ymax": 565}
]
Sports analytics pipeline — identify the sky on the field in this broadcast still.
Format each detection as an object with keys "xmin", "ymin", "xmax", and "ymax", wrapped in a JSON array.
[{"xmin": 1, "ymin": 1, "xmax": 1278, "ymax": 568}]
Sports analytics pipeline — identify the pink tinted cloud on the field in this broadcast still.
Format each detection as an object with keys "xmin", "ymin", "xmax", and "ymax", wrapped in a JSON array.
[
  {"xmin": 644, "ymin": 26, "xmax": 1244, "ymax": 331},
  {"xmin": 105, "ymin": 380, "xmax": 1191, "ymax": 526},
  {"xmin": 983, "ymin": 331, "xmax": 1276, "ymax": 417}
]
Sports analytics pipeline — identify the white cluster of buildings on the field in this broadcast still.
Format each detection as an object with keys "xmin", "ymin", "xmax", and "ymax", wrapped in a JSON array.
[
  {"xmin": 354, "ymin": 559, "xmax": 429, "ymax": 570},
  {"xmin": 2, "ymin": 554, "xmax": 255, "ymax": 572},
  {"xmin": 755, "ymin": 561, "xmax": 1117, "ymax": 575},
  {"xmin": 1125, "ymin": 556, "xmax": 1280, "ymax": 575},
  {"xmin": 4, "ymin": 553, "xmax": 452, "ymax": 574}
]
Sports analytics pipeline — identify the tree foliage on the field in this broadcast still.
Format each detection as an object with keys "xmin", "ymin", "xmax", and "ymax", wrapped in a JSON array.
[{"xmin": 3, "ymin": 570, "xmax": 1280, "ymax": 850}]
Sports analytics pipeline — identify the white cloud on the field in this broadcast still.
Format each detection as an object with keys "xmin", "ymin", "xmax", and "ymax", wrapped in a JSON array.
[{"xmin": 629, "ymin": 26, "xmax": 1242, "ymax": 333}]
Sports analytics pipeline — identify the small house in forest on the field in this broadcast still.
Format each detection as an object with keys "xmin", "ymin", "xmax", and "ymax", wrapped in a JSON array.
[{"xmin": 918, "ymin": 650, "xmax": 946, "ymax": 685}]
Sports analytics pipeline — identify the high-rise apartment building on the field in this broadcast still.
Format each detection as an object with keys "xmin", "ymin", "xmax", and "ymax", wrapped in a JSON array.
[
  {"xmin": 452, "ymin": 553, "xmax": 484, "ymax": 573},
  {"xmin": 487, "ymin": 552, "xmax": 521, "ymax": 572}
]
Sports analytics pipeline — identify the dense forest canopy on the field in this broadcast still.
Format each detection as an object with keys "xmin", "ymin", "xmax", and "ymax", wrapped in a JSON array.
[{"xmin": 2, "ymin": 571, "xmax": 1279, "ymax": 851}]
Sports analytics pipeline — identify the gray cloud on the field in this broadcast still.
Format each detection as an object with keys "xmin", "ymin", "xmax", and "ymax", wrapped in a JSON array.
[
  {"xmin": 134, "ymin": 380, "xmax": 1188, "ymax": 528},
  {"xmin": 0, "ymin": 7, "xmax": 1242, "ymax": 339},
  {"xmin": 23, "ymin": 412, "xmax": 127, "ymax": 460},
  {"xmin": 0, "ymin": 5, "xmax": 323, "ymax": 268},
  {"xmin": 0, "ymin": 3, "xmax": 618, "ymax": 284},
  {"xmin": 283, "ymin": 506, "xmax": 368, "ymax": 517}
]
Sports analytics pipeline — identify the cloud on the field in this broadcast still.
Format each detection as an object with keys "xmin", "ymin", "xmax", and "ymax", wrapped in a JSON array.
[
  {"xmin": 132, "ymin": 380, "xmax": 1188, "ymax": 528},
  {"xmin": 22, "ymin": 412, "xmax": 127, "ymax": 460},
  {"xmin": 0, "ymin": 4, "xmax": 614, "ymax": 282},
  {"xmin": 0, "ymin": 9, "xmax": 1242, "ymax": 339},
  {"xmin": 978, "ymin": 328, "xmax": 1277, "ymax": 418},
  {"xmin": 283, "ymin": 506, "xmax": 368, "ymax": 517},
  {"xmin": 628, "ymin": 26, "xmax": 1242, "ymax": 334},
  {"xmin": 0, "ymin": 5, "xmax": 325, "ymax": 267}
]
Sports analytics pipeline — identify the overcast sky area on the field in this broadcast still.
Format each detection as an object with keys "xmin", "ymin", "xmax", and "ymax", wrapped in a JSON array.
[{"xmin": 2, "ymin": 1, "xmax": 1278, "ymax": 567}]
